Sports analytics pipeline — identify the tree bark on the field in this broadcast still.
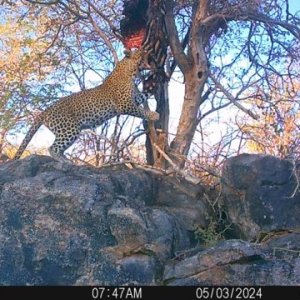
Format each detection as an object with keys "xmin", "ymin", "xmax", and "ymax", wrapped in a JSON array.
[
  {"xmin": 144, "ymin": 79, "xmax": 169, "ymax": 167},
  {"xmin": 167, "ymin": 0, "xmax": 209, "ymax": 168},
  {"xmin": 169, "ymin": 69, "xmax": 207, "ymax": 167}
]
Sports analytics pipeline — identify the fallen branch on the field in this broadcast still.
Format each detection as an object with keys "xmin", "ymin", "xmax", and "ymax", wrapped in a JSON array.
[{"xmin": 153, "ymin": 143, "xmax": 201, "ymax": 184}]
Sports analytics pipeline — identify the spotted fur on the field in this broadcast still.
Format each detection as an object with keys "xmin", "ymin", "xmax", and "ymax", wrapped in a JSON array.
[{"xmin": 14, "ymin": 48, "xmax": 159, "ymax": 161}]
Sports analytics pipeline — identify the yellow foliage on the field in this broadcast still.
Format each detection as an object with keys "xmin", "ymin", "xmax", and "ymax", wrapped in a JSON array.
[
  {"xmin": 3, "ymin": 144, "xmax": 48, "ymax": 160},
  {"xmin": 3, "ymin": 145, "xmax": 31, "ymax": 160},
  {"xmin": 240, "ymin": 81, "xmax": 300, "ymax": 158},
  {"xmin": 0, "ymin": 5, "xmax": 60, "ymax": 85}
]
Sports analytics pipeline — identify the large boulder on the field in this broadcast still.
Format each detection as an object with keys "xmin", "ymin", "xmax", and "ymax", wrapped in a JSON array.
[
  {"xmin": 221, "ymin": 154, "xmax": 300, "ymax": 241},
  {"xmin": 0, "ymin": 155, "xmax": 209, "ymax": 285},
  {"xmin": 163, "ymin": 234, "xmax": 300, "ymax": 285},
  {"xmin": 1, "ymin": 154, "xmax": 299, "ymax": 286}
]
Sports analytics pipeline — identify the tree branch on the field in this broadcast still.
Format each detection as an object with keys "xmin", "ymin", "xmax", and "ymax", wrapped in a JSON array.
[
  {"xmin": 248, "ymin": 12, "xmax": 300, "ymax": 39},
  {"xmin": 25, "ymin": 0, "xmax": 89, "ymax": 20},
  {"xmin": 209, "ymin": 73, "xmax": 260, "ymax": 120},
  {"xmin": 86, "ymin": 0, "xmax": 123, "ymax": 41},
  {"xmin": 88, "ymin": 16, "xmax": 119, "ymax": 64},
  {"xmin": 153, "ymin": 143, "xmax": 200, "ymax": 184},
  {"xmin": 164, "ymin": 0, "xmax": 190, "ymax": 75},
  {"xmin": 169, "ymin": 26, "xmax": 191, "ymax": 75},
  {"xmin": 201, "ymin": 9, "xmax": 300, "ymax": 40}
]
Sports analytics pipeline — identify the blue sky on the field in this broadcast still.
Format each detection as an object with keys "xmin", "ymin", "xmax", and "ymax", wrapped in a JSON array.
[{"xmin": 290, "ymin": 0, "xmax": 300, "ymax": 13}]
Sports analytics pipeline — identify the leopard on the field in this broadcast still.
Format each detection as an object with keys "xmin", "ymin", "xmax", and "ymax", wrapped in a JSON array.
[{"xmin": 13, "ymin": 48, "xmax": 159, "ymax": 161}]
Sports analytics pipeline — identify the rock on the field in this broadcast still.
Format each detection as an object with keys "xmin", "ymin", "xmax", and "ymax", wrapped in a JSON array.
[
  {"xmin": 261, "ymin": 232, "xmax": 300, "ymax": 260},
  {"xmin": 0, "ymin": 155, "xmax": 209, "ymax": 285},
  {"xmin": 1, "ymin": 154, "xmax": 299, "ymax": 285},
  {"xmin": 163, "ymin": 237, "xmax": 300, "ymax": 285},
  {"xmin": 221, "ymin": 154, "xmax": 300, "ymax": 240}
]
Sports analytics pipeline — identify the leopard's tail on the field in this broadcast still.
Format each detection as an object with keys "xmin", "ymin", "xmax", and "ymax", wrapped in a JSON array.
[{"xmin": 13, "ymin": 113, "xmax": 44, "ymax": 160}]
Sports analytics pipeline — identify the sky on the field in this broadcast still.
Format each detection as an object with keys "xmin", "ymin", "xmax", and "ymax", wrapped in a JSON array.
[{"xmin": 290, "ymin": 0, "xmax": 300, "ymax": 13}]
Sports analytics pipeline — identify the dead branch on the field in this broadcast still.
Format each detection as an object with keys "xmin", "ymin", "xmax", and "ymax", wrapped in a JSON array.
[
  {"xmin": 210, "ymin": 73, "xmax": 260, "ymax": 120},
  {"xmin": 153, "ymin": 143, "xmax": 201, "ymax": 184}
]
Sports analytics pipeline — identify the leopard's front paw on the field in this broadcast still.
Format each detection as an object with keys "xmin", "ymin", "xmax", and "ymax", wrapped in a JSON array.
[{"xmin": 149, "ymin": 111, "xmax": 160, "ymax": 121}]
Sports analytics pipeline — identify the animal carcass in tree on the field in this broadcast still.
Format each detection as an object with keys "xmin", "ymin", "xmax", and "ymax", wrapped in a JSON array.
[{"xmin": 120, "ymin": 0, "xmax": 149, "ymax": 49}]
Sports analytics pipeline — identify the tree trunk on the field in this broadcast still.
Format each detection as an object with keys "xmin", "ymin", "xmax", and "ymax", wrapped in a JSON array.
[
  {"xmin": 169, "ymin": 69, "xmax": 206, "ymax": 167},
  {"xmin": 165, "ymin": 0, "xmax": 209, "ymax": 168},
  {"xmin": 154, "ymin": 79, "xmax": 169, "ymax": 169},
  {"xmin": 144, "ymin": 79, "xmax": 169, "ymax": 167}
]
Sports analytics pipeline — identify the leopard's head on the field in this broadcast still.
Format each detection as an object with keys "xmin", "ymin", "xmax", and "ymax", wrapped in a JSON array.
[{"xmin": 123, "ymin": 48, "xmax": 151, "ymax": 74}]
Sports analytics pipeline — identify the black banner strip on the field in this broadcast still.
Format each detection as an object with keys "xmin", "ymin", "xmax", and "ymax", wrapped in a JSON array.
[{"xmin": 0, "ymin": 286, "xmax": 299, "ymax": 300}]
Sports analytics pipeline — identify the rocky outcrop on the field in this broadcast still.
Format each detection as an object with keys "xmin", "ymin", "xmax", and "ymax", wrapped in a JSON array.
[
  {"xmin": 221, "ymin": 154, "xmax": 300, "ymax": 241},
  {"xmin": 0, "ymin": 155, "xmax": 209, "ymax": 285},
  {"xmin": 0, "ymin": 154, "xmax": 299, "ymax": 285},
  {"xmin": 163, "ymin": 236, "xmax": 300, "ymax": 285}
]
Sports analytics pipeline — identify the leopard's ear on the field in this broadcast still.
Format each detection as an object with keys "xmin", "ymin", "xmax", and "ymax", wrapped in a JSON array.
[{"xmin": 124, "ymin": 49, "xmax": 132, "ymax": 58}]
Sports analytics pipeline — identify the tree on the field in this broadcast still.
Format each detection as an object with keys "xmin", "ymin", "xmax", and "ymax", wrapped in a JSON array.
[
  {"xmin": 1, "ymin": 0, "xmax": 300, "ymax": 169},
  {"xmin": 0, "ymin": 3, "xmax": 64, "ymax": 155},
  {"xmin": 0, "ymin": 0, "xmax": 122, "ymax": 159},
  {"xmin": 238, "ymin": 79, "xmax": 300, "ymax": 159},
  {"xmin": 165, "ymin": 0, "xmax": 300, "ymax": 167}
]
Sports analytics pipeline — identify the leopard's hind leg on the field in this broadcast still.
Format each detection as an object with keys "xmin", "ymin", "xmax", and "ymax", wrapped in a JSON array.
[{"xmin": 47, "ymin": 118, "xmax": 80, "ymax": 163}]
